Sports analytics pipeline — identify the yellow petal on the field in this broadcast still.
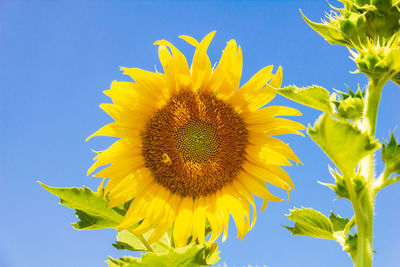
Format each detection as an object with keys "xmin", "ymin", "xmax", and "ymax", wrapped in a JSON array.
[
  {"xmin": 129, "ymin": 185, "xmax": 171, "ymax": 233},
  {"xmin": 93, "ymin": 155, "xmax": 145, "ymax": 184},
  {"xmin": 179, "ymin": 35, "xmax": 200, "ymax": 47},
  {"xmin": 192, "ymin": 196, "xmax": 207, "ymax": 243},
  {"xmin": 154, "ymin": 39, "xmax": 191, "ymax": 89},
  {"xmin": 147, "ymin": 193, "xmax": 181, "ymax": 244},
  {"xmin": 157, "ymin": 45, "xmax": 178, "ymax": 94},
  {"xmin": 237, "ymin": 173, "xmax": 283, "ymax": 205},
  {"xmin": 206, "ymin": 193, "xmax": 224, "ymax": 242},
  {"xmin": 191, "ymin": 31, "xmax": 216, "ymax": 91},
  {"xmin": 247, "ymin": 117, "xmax": 306, "ymax": 137},
  {"xmin": 87, "ymin": 139, "xmax": 142, "ymax": 175},
  {"xmin": 173, "ymin": 197, "xmax": 194, "ymax": 248},
  {"xmin": 104, "ymin": 87, "xmax": 156, "ymax": 116},
  {"xmin": 105, "ymin": 80, "xmax": 156, "ymax": 109},
  {"xmin": 228, "ymin": 66, "xmax": 275, "ymax": 112},
  {"xmin": 242, "ymin": 160, "xmax": 292, "ymax": 191},
  {"xmin": 207, "ymin": 40, "xmax": 242, "ymax": 98},
  {"xmin": 243, "ymin": 106, "xmax": 302, "ymax": 122},
  {"xmin": 222, "ymin": 185, "xmax": 250, "ymax": 240},
  {"xmin": 248, "ymin": 135, "xmax": 301, "ymax": 165},
  {"xmin": 246, "ymin": 144, "xmax": 292, "ymax": 166},
  {"xmin": 269, "ymin": 65, "xmax": 283, "ymax": 88},
  {"xmin": 215, "ymin": 190, "xmax": 230, "ymax": 242},
  {"xmin": 120, "ymin": 67, "xmax": 169, "ymax": 106},
  {"xmin": 107, "ymin": 168, "xmax": 153, "ymax": 207},
  {"xmin": 86, "ymin": 122, "xmax": 135, "ymax": 141},
  {"xmin": 232, "ymin": 180, "xmax": 257, "ymax": 229}
]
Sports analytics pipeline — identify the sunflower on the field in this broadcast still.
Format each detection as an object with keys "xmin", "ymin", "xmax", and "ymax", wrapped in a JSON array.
[{"xmin": 87, "ymin": 32, "xmax": 304, "ymax": 248}]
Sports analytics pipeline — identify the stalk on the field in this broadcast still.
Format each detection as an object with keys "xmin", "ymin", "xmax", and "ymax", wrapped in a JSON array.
[{"xmin": 354, "ymin": 77, "xmax": 388, "ymax": 267}]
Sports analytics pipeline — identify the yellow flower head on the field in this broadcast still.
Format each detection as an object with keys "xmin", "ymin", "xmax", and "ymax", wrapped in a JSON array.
[{"xmin": 87, "ymin": 32, "xmax": 304, "ymax": 247}]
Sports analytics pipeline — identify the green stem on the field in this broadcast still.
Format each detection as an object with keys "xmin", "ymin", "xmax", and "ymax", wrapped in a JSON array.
[
  {"xmin": 360, "ymin": 78, "xmax": 384, "ymax": 183},
  {"xmin": 354, "ymin": 189, "xmax": 374, "ymax": 267},
  {"xmin": 373, "ymin": 168, "xmax": 393, "ymax": 194},
  {"xmin": 383, "ymin": 176, "xmax": 400, "ymax": 188},
  {"xmin": 362, "ymin": 78, "xmax": 385, "ymax": 136},
  {"xmin": 354, "ymin": 76, "xmax": 388, "ymax": 267},
  {"xmin": 374, "ymin": 175, "xmax": 400, "ymax": 192},
  {"xmin": 344, "ymin": 216, "xmax": 355, "ymax": 236}
]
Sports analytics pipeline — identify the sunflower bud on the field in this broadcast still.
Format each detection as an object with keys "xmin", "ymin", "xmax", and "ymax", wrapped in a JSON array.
[
  {"xmin": 333, "ymin": 87, "xmax": 365, "ymax": 121},
  {"xmin": 382, "ymin": 133, "xmax": 400, "ymax": 174},
  {"xmin": 322, "ymin": 167, "xmax": 366, "ymax": 199},
  {"xmin": 344, "ymin": 233, "xmax": 358, "ymax": 259},
  {"xmin": 302, "ymin": 0, "xmax": 400, "ymax": 48},
  {"xmin": 349, "ymin": 36, "xmax": 400, "ymax": 81},
  {"xmin": 330, "ymin": 168, "xmax": 351, "ymax": 199}
]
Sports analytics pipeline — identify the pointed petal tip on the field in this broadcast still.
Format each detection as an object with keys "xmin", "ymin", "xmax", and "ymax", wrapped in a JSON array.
[
  {"xmin": 270, "ymin": 66, "xmax": 283, "ymax": 88},
  {"xmin": 201, "ymin": 31, "xmax": 217, "ymax": 44},
  {"xmin": 153, "ymin": 39, "xmax": 164, "ymax": 46},
  {"xmin": 85, "ymin": 135, "xmax": 93, "ymax": 142},
  {"xmin": 179, "ymin": 35, "xmax": 200, "ymax": 47}
]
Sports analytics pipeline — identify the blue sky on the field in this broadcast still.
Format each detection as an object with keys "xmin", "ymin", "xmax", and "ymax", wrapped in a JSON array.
[{"xmin": 1, "ymin": 0, "xmax": 399, "ymax": 266}]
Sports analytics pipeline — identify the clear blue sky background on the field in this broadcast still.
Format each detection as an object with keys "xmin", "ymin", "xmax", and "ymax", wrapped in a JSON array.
[{"xmin": 1, "ymin": 0, "xmax": 399, "ymax": 266}]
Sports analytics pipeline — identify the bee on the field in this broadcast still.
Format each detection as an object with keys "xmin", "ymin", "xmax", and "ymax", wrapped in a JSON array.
[{"xmin": 161, "ymin": 153, "xmax": 172, "ymax": 165}]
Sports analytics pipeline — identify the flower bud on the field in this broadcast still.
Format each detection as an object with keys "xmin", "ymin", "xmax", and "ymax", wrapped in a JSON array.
[
  {"xmin": 302, "ymin": 0, "xmax": 400, "ymax": 48},
  {"xmin": 333, "ymin": 87, "xmax": 365, "ymax": 121},
  {"xmin": 323, "ymin": 167, "xmax": 366, "ymax": 199},
  {"xmin": 350, "ymin": 36, "xmax": 400, "ymax": 82}
]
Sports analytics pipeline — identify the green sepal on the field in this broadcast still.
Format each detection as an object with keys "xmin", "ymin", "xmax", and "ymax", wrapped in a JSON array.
[
  {"xmin": 300, "ymin": 10, "xmax": 349, "ymax": 46},
  {"xmin": 39, "ymin": 182, "xmax": 124, "ymax": 229},
  {"xmin": 113, "ymin": 230, "xmax": 170, "ymax": 253},
  {"xmin": 381, "ymin": 132, "xmax": 400, "ymax": 174},
  {"xmin": 107, "ymin": 243, "xmax": 220, "ymax": 267},
  {"xmin": 329, "ymin": 211, "xmax": 356, "ymax": 258},
  {"xmin": 308, "ymin": 114, "xmax": 380, "ymax": 177},
  {"xmin": 344, "ymin": 233, "xmax": 358, "ymax": 260},
  {"xmin": 277, "ymin": 85, "xmax": 334, "ymax": 113},
  {"xmin": 319, "ymin": 166, "xmax": 350, "ymax": 199},
  {"xmin": 72, "ymin": 209, "xmax": 122, "ymax": 230},
  {"xmin": 319, "ymin": 166, "xmax": 367, "ymax": 199},
  {"xmin": 284, "ymin": 207, "xmax": 335, "ymax": 240},
  {"xmin": 107, "ymin": 256, "xmax": 136, "ymax": 267}
]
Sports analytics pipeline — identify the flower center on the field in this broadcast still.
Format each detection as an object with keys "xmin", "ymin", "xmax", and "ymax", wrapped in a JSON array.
[
  {"xmin": 141, "ymin": 89, "xmax": 248, "ymax": 197},
  {"xmin": 176, "ymin": 119, "xmax": 219, "ymax": 163}
]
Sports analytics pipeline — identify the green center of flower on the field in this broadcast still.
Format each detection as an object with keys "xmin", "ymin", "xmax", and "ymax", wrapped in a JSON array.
[{"xmin": 176, "ymin": 119, "xmax": 219, "ymax": 163}]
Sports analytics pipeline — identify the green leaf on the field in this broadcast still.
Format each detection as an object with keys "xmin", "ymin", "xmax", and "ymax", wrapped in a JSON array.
[
  {"xmin": 72, "ymin": 209, "xmax": 121, "ymax": 230},
  {"xmin": 113, "ymin": 230, "xmax": 170, "ymax": 254},
  {"xmin": 308, "ymin": 114, "xmax": 380, "ymax": 176},
  {"xmin": 107, "ymin": 243, "xmax": 220, "ymax": 267},
  {"xmin": 329, "ymin": 212, "xmax": 350, "ymax": 232},
  {"xmin": 285, "ymin": 207, "xmax": 335, "ymax": 240},
  {"xmin": 39, "ymin": 182, "xmax": 123, "ymax": 229},
  {"xmin": 277, "ymin": 85, "xmax": 334, "ymax": 113}
]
